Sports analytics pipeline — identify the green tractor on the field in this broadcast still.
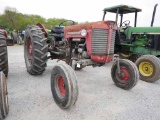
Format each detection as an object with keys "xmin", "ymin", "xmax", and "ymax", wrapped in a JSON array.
[{"xmin": 103, "ymin": 4, "xmax": 160, "ymax": 82}]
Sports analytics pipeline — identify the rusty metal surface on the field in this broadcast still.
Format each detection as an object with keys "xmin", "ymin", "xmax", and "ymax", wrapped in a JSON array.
[{"xmin": 64, "ymin": 21, "xmax": 106, "ymax": 32}]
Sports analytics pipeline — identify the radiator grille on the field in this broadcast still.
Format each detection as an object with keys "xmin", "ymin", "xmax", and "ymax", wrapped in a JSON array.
[
  {"xmin": 109, "ymin": 30, "xmax": 116, "ymax": 54},
  {"xmin": 92, "ymin": 29, "xmax": 108, "ymax": 54}
]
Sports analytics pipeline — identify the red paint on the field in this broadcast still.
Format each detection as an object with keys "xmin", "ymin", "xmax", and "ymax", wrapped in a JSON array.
[
  {"xmin": 36, "ymin": 23, "xmax": 48, "ymax": 38},
  {"xmin": 58, "ymin": 76, "xmax": 66, "ymax": 95},
  {"xmin": 91, "ymin": 55, "xmax": 107, "ymax": 63},
  {"xmin": 64, "ymin": 20, "xmax": 117, "ymax": 63},
  {"xmin": 0, "ymin": 29, "xmax": 8, "ymax": 38},
  {"xmin": 28, "ymin": 40, "xmax": 32, "ymax": 61},
  {"xmin": 119, "ymin": 68, "xmax": 129, "ymax": 81},
  {"xmin": 106, "ymin": 55, "xmax": 114, "ymax": 63},
  {"xmin": 29, "ymin": 42, "xmax": 32, "ymax": 57},
  {"xmin": 85, "ymin": 29, "xmax": 92, "ymax": 56}
]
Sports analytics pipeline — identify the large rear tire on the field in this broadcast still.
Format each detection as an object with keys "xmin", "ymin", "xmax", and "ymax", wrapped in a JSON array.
[
  {"xmin": 111, "ymin": 59, "xmax": 139, "ymax": 90},
  {"xmin": 0, "ymin": 72, "xmax": 9, "ymax": 119},
  {"xmin": 0, "ymin": 31, "xmax": 8, "ymax": 77},
  {"xmin": 24, "ymin": 25, "xmax": 48, "ymax": 75},
  {"xmin": 51, "ymin": 63, "xmax": 78, "ymax": 109},
  {"xmin": 135, "ymin": 55, "xmax": 160, "ymax": 82}
]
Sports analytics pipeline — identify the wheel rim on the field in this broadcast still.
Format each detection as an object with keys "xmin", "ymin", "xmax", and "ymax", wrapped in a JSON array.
[
  {"xmin": 55, "ymin": 75, "xmax": 66, "ymax": 99},
  {"xmin": 117, "ymin": 67, "xmax": 130, "ymax": 83},
  {"xmin": 26, "ymin": 36, "xmax": 32, "ymax": 63},
  {"xmin": 29, "ymin": 40, "xmax": 32, "ymax": 59},
  {"xmin": 139, "ymin": 62, "xmax": 153, "ymax": 76}
]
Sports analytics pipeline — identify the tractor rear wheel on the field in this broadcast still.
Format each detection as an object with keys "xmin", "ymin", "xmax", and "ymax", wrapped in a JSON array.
[
  {"xmin": 111, "ymin": 59, "xmax": 139, "ymax": 90},
  {"xmin": 135, "ymin": 55, "xmax": 160, "ymax": 82},
  {"xmin": 24, "ymin": 25, "xmax": 48, "ymax": 75},
  {"xmin": 0, "ymin": 31, "xmax": 8, "ymax": 77},
  {"xmin": 51, "ymin": 63, "xmax": 78, "ymax": 109},
  {"xmin": 0, "ymin": 72, "xmax": 9, "ymax": 119}
]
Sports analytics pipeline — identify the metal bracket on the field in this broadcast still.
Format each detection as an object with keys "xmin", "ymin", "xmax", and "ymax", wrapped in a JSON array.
[{"xmin": 114, "ymin": 54, "xmax": 121, "ymax": 75}]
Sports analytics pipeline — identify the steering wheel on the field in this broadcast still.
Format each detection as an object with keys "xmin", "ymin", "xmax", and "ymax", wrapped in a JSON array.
[
  {"xmin": 59, "ymin": 20, "xmax": 75, "ymax": 27},
  {"xmin": 121, "ymin": 20, "xmax": 130, "ymax": 28}
]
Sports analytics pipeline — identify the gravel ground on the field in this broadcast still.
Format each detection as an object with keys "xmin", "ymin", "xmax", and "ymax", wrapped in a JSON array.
[{"xmin": 5, "ymin": 45, "xmax": 160, "ymax": 120}]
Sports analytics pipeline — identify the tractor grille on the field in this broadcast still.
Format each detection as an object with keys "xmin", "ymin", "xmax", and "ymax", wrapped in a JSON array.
[
  {"xmin": 91, "ymin": 29, "xmax": 116, "ymax": 55},
  {"xmin": 92, "ymin": 29, "xmax": 108, "ymax": 54},
  {"xmin": 109, "ymin": 30, "xmax": 116, "ymax": 54}
]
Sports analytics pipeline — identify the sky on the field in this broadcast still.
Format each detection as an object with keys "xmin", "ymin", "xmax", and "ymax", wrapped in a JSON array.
[{"xmin": 0, "ymin": 0, "xmax": 160, "ymax": 27}]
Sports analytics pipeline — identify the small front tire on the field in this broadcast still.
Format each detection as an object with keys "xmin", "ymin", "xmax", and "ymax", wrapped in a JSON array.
[
  {"xmin": 111, "ymin": 59, "xmax": 139, "ymax": 90},
  {"xmin": 51, "ymin": 63, "xmax": 78, "ymax": 109}
]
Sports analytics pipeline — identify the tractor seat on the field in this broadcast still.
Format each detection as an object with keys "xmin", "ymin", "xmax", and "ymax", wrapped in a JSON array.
[
  {"xmin": 51, "ymin": 26, "xmax": 64, "ymax": 34},
  {"xmin": 115, "ymin": 28, "xmax": 131, "ymax": 44}
]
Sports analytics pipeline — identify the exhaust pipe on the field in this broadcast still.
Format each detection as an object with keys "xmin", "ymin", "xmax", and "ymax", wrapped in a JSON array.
[{"xmin": 151, "ymin": 4, "xmax": 158, "ymax": 27}]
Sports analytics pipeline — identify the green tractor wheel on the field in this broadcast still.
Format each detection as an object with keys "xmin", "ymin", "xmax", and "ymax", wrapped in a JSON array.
[
  {"xmin": 119, "ymin": 53, "xmax": 141, "ymax": 62},
  {"xmin": 135, "ymin": 55, "xmax": 160, "ymax": 82},
  {"xmin": 119, "ymin": 53, "xmax": 132, "ymax": 59}
]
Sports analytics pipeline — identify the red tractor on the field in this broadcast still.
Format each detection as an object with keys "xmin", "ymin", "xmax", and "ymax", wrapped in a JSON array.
[
  {"xmin": 24, "ymin": 20, "xmax": 139, "ymax": 109},
  {"xmin": 0, "ymin": 27, "xmax": 14, "ymax": 46},
  {"xmin": 0, "ymin": 29, "xmax": 9, "ymax": 118}
]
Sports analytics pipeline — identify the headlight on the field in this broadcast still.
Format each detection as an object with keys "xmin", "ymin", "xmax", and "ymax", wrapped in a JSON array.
[{"xmin": 80, "ymin": 29, "xmax": 87, "ymax": 36}]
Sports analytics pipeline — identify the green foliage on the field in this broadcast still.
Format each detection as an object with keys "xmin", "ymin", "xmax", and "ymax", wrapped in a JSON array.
[{"xmin": 0, "ymin": 6, "xmax": 78, "ymax": 32}]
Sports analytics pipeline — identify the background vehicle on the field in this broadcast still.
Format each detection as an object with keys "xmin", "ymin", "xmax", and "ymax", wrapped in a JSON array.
[
  {"xmin": 0, "ymin": 26, "xmax": 14, "ymax": 46},
  {"xmin": 24, "ymin": 20, "xmax": 139, "ymax": 109},
  {"xmin": 103, "ymin": 4, "xmax": 160, "ymax": 82}
]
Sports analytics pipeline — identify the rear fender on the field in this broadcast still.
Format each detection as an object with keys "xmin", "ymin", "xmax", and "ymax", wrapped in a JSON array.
[
  {"xmin": 36, "ymin": 23, "xmax": 48, "ymax": 38},
  {"xmin": 0, "ymin": 29, "xmax": 8, "ymax": 39}
]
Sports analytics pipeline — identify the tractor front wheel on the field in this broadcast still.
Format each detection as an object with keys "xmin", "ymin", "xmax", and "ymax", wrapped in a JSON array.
[
  {"xmin": 111, "ymin": 59, "xmax": 139, "ymax": 90},
  {"xmin": 135, "ymin": 55, "xmax": 160, "ymax": 82},
  {"xmin": 0, "ymin": 72, "xmax": 9, "ymax": 119},
  {"xmin": 51, "ymin": 63, "xmax": 78, "ymax": 109}
]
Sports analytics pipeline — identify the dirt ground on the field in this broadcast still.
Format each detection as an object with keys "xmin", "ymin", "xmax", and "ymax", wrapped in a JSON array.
[{"xmin": 5, "ymin": 45, "xmax": 160, "ymax": 120}]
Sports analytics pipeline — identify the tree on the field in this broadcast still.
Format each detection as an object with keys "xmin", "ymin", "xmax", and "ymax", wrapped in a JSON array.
[
  {"xmin": 3, "ymin": 6, "xmax": 17, "ymax": 28},
  {"xmin": 0, "ymin": 6, "xmax": 78, "ymax": 33}
]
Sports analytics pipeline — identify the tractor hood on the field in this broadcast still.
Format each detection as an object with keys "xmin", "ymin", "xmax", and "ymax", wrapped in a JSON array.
[
  {"xmin": 64, "ymin": 20, "xmax": 117, "ymax": 38},
  {"xmin": 125, "ymin": 27, "xmax": 160, "ymax": 39}
]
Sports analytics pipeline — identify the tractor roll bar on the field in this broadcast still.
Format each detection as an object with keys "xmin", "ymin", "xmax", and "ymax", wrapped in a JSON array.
[{"xmin": 151, "ymin": 4, "xmax": 158, "ymax": 27}]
